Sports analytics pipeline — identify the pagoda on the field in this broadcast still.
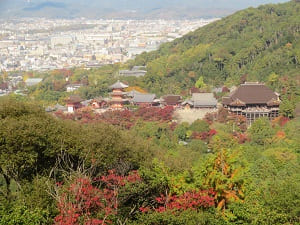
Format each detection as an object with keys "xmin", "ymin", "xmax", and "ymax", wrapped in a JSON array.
[{"xmin": 109, "ymin": 80, "xmax": 129, "ymax": 109}]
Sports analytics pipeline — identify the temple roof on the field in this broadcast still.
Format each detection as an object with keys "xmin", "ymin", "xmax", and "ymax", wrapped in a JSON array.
[
  {"xmin": 66, "ymin": 95, "xmax": 82, "ymax": 104},
  {"xmin": 191, "ymin": 93, "xmax": 218, "ymax": 107},
  {"xmin": 109, "ymin": 80, "xmax": 129, "ymax": 89},
  {"xmin": 161, "ymin": 95, "xmax": 182, "ymax": 105},
  {"xmin": 132, "ymin": 93, "xmax": 156, "ymax": 103},
  {"xmin": 222, "ymin": 83, "xmax": 280, "ymax": 105}
]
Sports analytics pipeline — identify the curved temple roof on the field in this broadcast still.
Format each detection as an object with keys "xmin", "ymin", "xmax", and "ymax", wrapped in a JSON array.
[
  {"xmin": 109, "ymin": 80, "xmax": 129, "ymax": 89},
  {"xmin": 223, "ymin": 83, "xmax": 280, "ymax": 105}
]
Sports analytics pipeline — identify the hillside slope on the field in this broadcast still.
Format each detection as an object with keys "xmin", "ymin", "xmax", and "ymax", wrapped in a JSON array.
[{"xmin": 130, "ymin": 1, "xmax": 300, "ymax": 94}]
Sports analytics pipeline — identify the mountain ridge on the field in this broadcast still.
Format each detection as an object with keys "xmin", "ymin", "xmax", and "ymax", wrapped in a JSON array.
[{"xmin": 128, "ymin": 0, "xmax": 300, "ymax": 95}]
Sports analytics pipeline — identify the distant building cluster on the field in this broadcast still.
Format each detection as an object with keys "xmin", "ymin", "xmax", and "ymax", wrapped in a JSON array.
[
  {"xmin": 43, "ymin": 81, "xmax": 281, "ymax": 127},
  {"xmin": 55, "ymin": 80, "xmax": 219, "ymax": 114},
  {"xmin": 0, "ymin": 18, "xmax": 217, "ymax": 72}
]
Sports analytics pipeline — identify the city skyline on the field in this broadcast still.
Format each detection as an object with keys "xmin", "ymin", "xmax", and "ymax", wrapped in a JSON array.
[{"xmin": 0, "ymin": 18, "xmax": 216, "ymax": 72}]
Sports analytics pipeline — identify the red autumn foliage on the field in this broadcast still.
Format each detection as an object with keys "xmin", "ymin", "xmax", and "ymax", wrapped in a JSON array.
[
  {"xmin": 228, "ymin": 115, "xmax": 247, "ymax": 132},
  {"xmin": 279, "ymin": 117, "xmax": 289, "ymax": 126},
  {"xmin": 54, "ymin": 106, "xmax": 174, "ymax": 129},
  {"xmin": 54, "ymin": 177, "xmax": 107, "ymax": 225},
  {"xmin": 136, "ymin": 106, "xmax": 174, "ymax": 122},
  {"xmin": 141, "ymin": 189, "xmax": 215, "ymax": 213},
  {"xmin": 54, "ymin": 170, "xmax": 141, "ymax": 225},
  {"xmin": 191, "ymin": 131, "xmax": 209, "ymax": 141},
  {"xmin": 272, "ymin": 116, "xmax": 290, "ymax": 127},
  {"xmin": 209, "ymin": 129, "xmax": 217, "ymax": 137},
  {"xmin": 191, "ymin": 129, "xmax": 217, "ymax": 141},
  {"xmin": 233, "ymin": 132, "xmax": 249, "ymax": 144},
  {"xmin": 204, "ymin": 107, "xmax": 229, "ymax": 124}
]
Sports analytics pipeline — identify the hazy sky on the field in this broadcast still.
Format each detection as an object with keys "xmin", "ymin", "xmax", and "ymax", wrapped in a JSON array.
[
  {"xmin": 0, "ymin": 0, "xmax": 291, "ymax": 19},
  {"xmin": 0, "ymin": 0, "xmax": 290, "ymax": 9}
]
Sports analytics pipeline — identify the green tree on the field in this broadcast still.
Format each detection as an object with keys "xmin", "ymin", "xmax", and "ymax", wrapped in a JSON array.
[
  {"xmin": 248, "ymin": 117, "xmax": 275, "ymax": 146},
  {"xmin": 280, "ymin": 98, "xmax": 295, "ymax": 118},
  {"xmin": 190, "ymin": 119, "xmax": 210, "ymax": 133},
  {"xmin": 267, "ymin": 72, "xmax": 279, "ymax": 88},
  {"xmin": 195, "ymin": 76, "xmax": 207, "ymax": 89},
  {"xmin": 174, "ymin": 122, "xmax": 189, "ymax": 141}
]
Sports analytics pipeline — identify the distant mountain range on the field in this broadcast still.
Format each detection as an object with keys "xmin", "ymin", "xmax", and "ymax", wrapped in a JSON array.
[{"xmin": 0, "ymin": 0, "xmax": 289, "ymax": 19}]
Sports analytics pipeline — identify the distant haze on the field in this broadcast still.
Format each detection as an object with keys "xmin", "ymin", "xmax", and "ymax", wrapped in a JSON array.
[{"xmin": 0, "ymin": 0, "xmax": 290, "ymax": 19}]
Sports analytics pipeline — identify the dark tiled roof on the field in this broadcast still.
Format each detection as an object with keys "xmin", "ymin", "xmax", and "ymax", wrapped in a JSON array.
[
  {"xmin": 132, "ymin": 93, "xmax": 156, "ymax": 103},
  {"xmin": 66, "ymin": 95, "xmax": 82, "ymax": 104},
  {"xmin": 222, "ymin": 97, "xmax": 231, "ymax": 105},
  {"xmin": 162, "ymin": 95, "xmax": 182, "ymax": 105},
  {"xmin": 223, "ymin": 83, "xmax": 279, "ymax": 105}
]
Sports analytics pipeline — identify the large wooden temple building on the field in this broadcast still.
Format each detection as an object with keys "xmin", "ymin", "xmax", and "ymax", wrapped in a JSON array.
[{"xmin": 222, "ymin": 82, "xmax": 281, "ymax": 125}]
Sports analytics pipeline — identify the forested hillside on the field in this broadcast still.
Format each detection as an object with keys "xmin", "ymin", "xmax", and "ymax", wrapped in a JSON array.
[{"xmin": 130, "ymin": 0, "xmax": 300, "ymax": 94}]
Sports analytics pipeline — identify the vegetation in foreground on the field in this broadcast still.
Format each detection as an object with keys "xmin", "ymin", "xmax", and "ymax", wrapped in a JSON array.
[{"xmin": 0, "ymin": 97, "xmax": 300, "ymax": 224}]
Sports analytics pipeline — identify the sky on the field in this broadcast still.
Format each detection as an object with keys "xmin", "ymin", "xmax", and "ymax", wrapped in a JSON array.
[
  {"xmin": 0, "ymin": 0, "xmax": 288, "ymax": 7},
  {"xmin": 0, "ymin": 0, "xmax": 290, "ymax": 9},
  {"xmin": 0, "ymin": 0, "xmax": 290, "ymax": 19}
]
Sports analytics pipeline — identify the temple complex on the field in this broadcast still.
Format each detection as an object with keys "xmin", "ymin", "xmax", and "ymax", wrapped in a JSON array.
[
  {"xmin": 222, "ymin": 82, "xmax": 280, "ymax": 125},
  {"xmin": 109, "ymin": 80, "xmax": 129, "ymax": 109}
]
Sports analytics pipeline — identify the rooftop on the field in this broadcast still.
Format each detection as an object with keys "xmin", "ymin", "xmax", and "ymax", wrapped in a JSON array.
[
  {"xmin": 109, "ymin": 80, "xmax": 129, "ymax": 89},
  {"xmin": 223, "ymin": 83, "xmax": 279, "ymax": 105},
  {"xmin": 192, "ymin": 93, "xmax": 218, "ymax": 107},
  {"xmin": 66, "ymin": 95, "xmax": 82, "ymax": 104},
  {"xmin": 162, "ymin": 95, "xmax": 182, "ymax": 105},
  {"xmin": 132, "ymin": 93, "xmax": 156, "ymax": 103}
]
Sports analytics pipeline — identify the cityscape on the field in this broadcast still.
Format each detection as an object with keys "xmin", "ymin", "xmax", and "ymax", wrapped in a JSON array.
[{"xmin": 0, "ymin": 18, "xmax": 217, "ymax": 72}]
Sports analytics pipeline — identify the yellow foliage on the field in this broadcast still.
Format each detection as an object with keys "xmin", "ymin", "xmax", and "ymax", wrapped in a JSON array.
[
  {"xmin": 217, "ymin": 199, "xmax": 225, "ymax": 210},
  {"xmin": 125, "ymin": 86, "xmax": 148, "ymax": 93}
]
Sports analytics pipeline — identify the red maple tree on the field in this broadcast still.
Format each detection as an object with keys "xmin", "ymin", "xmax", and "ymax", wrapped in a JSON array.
[{"xmin": 54, "ymin": 170, "xmax": 141, "ymax": 225}]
